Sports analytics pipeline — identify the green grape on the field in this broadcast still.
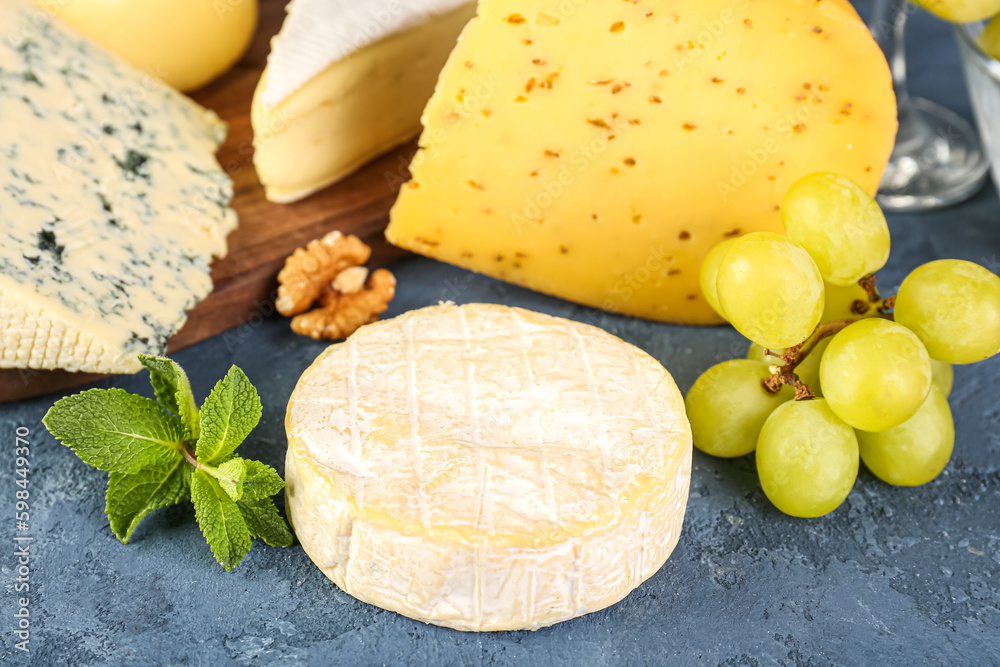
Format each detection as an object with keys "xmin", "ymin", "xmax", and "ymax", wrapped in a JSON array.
[
  {"xmin": 820, "ymin": 318, "xmax": 932, "ymax": 432},
  {"xmin": 716, "ymin": 233, "xmax": 825, "ymax": 349},
  {"xmin": 802, "ymin": 337, "xmax": 832, "ymax": 394},
  {"xmin": 858, "ymin": 385, "xmax": 954, "ymax": 486},
  {"xmin": 699, "ymin": 238, "xmax": 737, "ymax": 319},
  {"xmin": 822, "ymin": 282, "xmax": 875, "ymax": 323},
  {"xmin": 981, "ymin": 13, "xmax": 1000, "ymax": 60},
  {"xmin": 747, "ymin": 337, "xmax": 830, "ymax": 395},
  {"xmin": 911, "ymin": 0, "xmax": 1000, "ymax": 23},
  {"xmin": 685, "ymin": 359, "xmax": 794, "ymax": 458},
  {"xmin": 756, "ymin": 398, "xmax": 859, "ymax": 518},
  {"xmin": 781, "ymin": 173, "xmax": 890, "ymax": 286},
  {"xmin": 930, "ymin": 358, "xmax": 954, "ymax": 397},
  {"xmin": 894, "ymin": 259, "xmax": 1000, "ymax": 364}
]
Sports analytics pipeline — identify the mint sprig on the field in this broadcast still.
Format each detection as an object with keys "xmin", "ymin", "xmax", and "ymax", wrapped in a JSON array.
[{"xmin": 42, "ymin": 355, "xmax": 293, "ymax": 571}]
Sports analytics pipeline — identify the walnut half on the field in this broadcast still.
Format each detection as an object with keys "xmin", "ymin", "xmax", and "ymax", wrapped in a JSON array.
[{"xmin": 276, "ymin": 231, "xmax": 396, "ymax": 340}]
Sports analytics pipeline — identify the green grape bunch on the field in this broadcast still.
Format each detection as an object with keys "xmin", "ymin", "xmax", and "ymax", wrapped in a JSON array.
[{"xmin": 688, "ymin": 172, "xmax": 1000, "ymax": 519}]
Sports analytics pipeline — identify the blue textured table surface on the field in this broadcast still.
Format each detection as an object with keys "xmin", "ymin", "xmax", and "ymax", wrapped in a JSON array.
[{"xmin": 3, "ymin": 6, "xmax": 1000, "ymax": 666}]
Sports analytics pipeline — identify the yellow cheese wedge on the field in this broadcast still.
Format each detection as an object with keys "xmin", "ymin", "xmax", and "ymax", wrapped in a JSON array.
[
  {"xmin": 36, "ymin": 0, "xmax": 258, "ymax": 92},
  {"xmin": 387, "ymin": 0, "xmax": 897, "ymax": 325},
  {"xmin": 285, "ymin": 303, "xmax": 692, "ymax": 631},
  {"xmin": 252, "ymin": 2, "xmax": 476, "ymax": 203}
]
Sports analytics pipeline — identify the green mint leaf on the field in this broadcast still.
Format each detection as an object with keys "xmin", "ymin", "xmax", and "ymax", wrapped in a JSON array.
[
  {"xmin": 43, "ymin": 388, "xmax": 185, "ymax": 473},
  {"xmin": 106, "ymin": 456, "xmax": 190, "ymax": 543},
  {"xmin": 210, "ymin": 458, "xmax": 246, "ymax": 501},
  {"xmin": 139, "ymin": 354, "xmax": 201, "ymax": 440},
  {"xmin": 191, "ymin": 470, "xmax": 252, "ymax": 572},
  {"xmin": 237, "ymin": 497, "xmax": 294, "ymax": 547},
  {"xmin": 241, "ymin": 460, "xmax": 285, "ymax": 501},
  {"xmin": 195, "ymin": 366, "xmax": 262, "ymax": 466}
]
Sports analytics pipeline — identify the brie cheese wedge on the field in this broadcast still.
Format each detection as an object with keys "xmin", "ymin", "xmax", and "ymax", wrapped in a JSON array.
[
  {"xmin": 285, "ymin": 303, "xmax": 693, "ymax": 631},
  {"xmin": 252, "ymin": 0, "xmax": 476, "ymax": 203}
]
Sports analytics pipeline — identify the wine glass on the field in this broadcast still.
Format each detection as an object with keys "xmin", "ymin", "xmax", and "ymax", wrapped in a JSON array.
[
  {"xmin": 956, "ymin": 21, "xmax": 1000, "ymax": 192},
  {"xmin": 868, "ymin": 0, "xmax": 990, "ymax": 211}
]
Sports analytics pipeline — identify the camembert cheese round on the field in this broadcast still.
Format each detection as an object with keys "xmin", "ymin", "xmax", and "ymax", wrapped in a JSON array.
[{"xmin": 285, "ymin": 303, "xmax": 692, "ymax": 631}]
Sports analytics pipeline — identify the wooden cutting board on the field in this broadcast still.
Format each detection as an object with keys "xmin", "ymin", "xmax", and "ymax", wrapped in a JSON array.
[{"xmin": 0, "ymin": 0, "xmax": 411, "ymax": 404}]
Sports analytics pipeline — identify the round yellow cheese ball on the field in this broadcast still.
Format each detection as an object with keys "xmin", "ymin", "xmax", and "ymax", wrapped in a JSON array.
[{"xmin": 37, "ymin": 0, "xmax": 258, "ymax": 92}]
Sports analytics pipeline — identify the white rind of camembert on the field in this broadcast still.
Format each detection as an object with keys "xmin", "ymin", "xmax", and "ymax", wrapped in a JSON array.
[
  {"xmin": 285, "ymin": 303, "xmax": 693, "ymax": 631},
  {"xmin": 252, "ymin": 0, "xmax": 476, "ymax": 203},
  {"xmin": 0, "ymin": 0, "xmax": 237, "ymax": 374}
]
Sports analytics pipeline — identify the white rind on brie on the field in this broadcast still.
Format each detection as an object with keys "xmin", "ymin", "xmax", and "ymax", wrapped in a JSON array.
[
  {"xmin": 285, "ymin": 303, "xmax": 693, "ymax": 631},
  {"xmin": 260, "ymin": 0, "xmax": 472, "ymax": 109}
]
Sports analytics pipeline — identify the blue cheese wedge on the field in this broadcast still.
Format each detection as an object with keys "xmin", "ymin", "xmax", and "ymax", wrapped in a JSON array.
[{"xmin": 0, "ymin": 0, "xmax": 237, "ymax": 374}]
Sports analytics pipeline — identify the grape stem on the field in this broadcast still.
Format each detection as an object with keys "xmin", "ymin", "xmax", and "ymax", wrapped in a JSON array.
[
  {"xmin": 859, "ymin": 273, "xmax": 897, "ymax": 314},
  {"xmin": 761, "ymin": 274, "xmax": 896, "ymax": 400},
  {"xmin": 761, "ymin": 319, "xmax": 852, "ymax": 399}
]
